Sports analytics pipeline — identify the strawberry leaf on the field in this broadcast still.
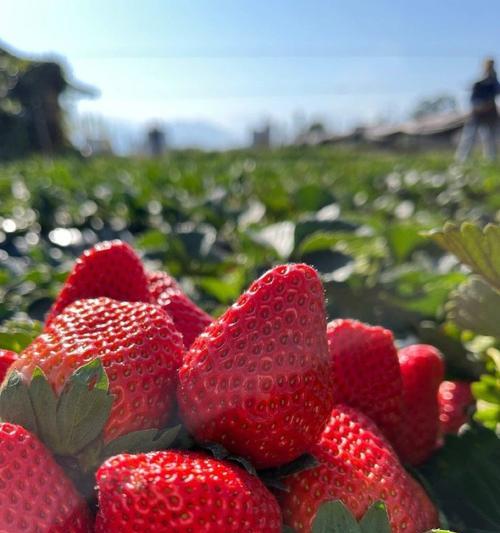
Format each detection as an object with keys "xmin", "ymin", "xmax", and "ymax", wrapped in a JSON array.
[
  {"xmin": 282, "ymin": 527, "xmax": 296, "ymax": 533},
  {"xmin": 0, "ymin": 316, "xmax": 42, "ymax": 352},
  {"xmin": 312, "ymin": 500, "xmax": 360, "ymax": 533},
  {"xmin": 252, "ymin": 221, "xmax": 295, "ymax": 259},
  {"xmin": 428, "ymin": 222, "xmax": 500, "ymax": 292},
  {"xmin": 55, "ymin": 358, "xmax": 113, "ymax": 455},
  {"xmin": 102, "ymin": 425, "xmax": 181, "ymax": 458},
  {"xmin": 418, "ymin": 424, "xmax": 500, "ymax": 531},
  {"xmin": 0, "ymin": 370, "xmax": 37, "ymax": 434},
  {"xmin": 446, "ymin": 276, "xmax": 500, "ymax": 338},
  {"xmin": 359, "ymin": 501, "xmax": 391, "ymax": 533},
  {"xmin": 472, "ymin": 350, "xmax": 500, "ymax": 430}
]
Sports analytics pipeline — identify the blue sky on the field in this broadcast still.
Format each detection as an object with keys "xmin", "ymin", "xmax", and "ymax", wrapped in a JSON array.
[{"xmin": 1, "ymin": 0, "xmax": 499, "ymax": 137}]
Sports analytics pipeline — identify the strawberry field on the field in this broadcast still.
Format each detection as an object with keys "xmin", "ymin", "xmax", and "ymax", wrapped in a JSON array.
[{"xmin": 0, "ymin": 147, "xmax": 499, "ymax": 532}]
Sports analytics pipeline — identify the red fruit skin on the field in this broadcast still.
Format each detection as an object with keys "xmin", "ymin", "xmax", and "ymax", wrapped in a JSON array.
[
  {"xmin": 326, "ymin": 319, "xmax": 404, "ymax": 443},
  {"xmin": 394, "ymin": 344, "xmax": 445, "ymax": 465},
  {"xmin": 280, "ymin": 406, "xmax": 439, "ymax": 533},
  {"xmin": 0, "ymin": 422, "xmax": 93, "ymax": 532},
  {"xmin": 9, "ymin": 297, "xmax": 184, "ymax": 443},
  {"xmin": 177, "ymin": 263, "xmax": 334, "ymax": 469},
  {"xmin": 95, "ymin": 450, "xmax": 282, "ymax": 532},
  {"xmin": 45, "ymin": 240, "xmax": 151, "ymax": 326},
  {"xmin": 0, "ymin": 349, "xmax": 17, "ymax": 383},
  {"xmin": 147, "ymin": 271, "xmax": 212, "ymax": 348},
  {"xmin": 439, "ymin": 380, "xmax": 473, "ymax": 434}
]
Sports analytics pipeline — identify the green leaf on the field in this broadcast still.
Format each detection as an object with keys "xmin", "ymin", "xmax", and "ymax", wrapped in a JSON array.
[
  {"xmin": 55, "ymin": 359, "xmax": 113, "ymax": 455},
  {"xmin": 472, "ymin": 350, "xmax": 500, "ymax": 429},
  {"xmin": 418, "ymin": 424, "xmax": 500, "ymax": 531},
  {"xmin": 198, "ymin": 270, "xmax": 245, "ymax": 304},
  {"xmin": 103, "ymin": 425, "xmax": 181, "ymax": 458},
  {"xmin": 294, "ymin": 218, "xmax": 357, "ymax": 249},
  {"xmin": 382, "ymin": 267, "xmax": 467, "ymax": 317},
  {"xmin": 312, "ymin": 501, "xmax": 360, "ymax": 533},
  {"xmin": 293, "ymin": 184, "xmax": 336, "ymax": 212},
  {"xmin": 429, "ymin": 222, "xmax": 500, "ymax": 292},
  {"xmin": 253, "ymin": 221, "xmax": 295, "ymax": 259},
  {"xmin": 136, "ymin": 229, "xmax": 168, "ymax": 251},
  {"xmin": 359, "ymin": 501, "xmax": 391, "ymax": 533},
  {"xmin": 417, "ymin": 321, "xmax": 482, "ymax": 381},
  {"xmin": 0, "ymin": 371, "xmax": 37, "ymax": 434},
  {"xmin": 29, "ymin": 367, "xmax": 59, "ymax": 450},
  {"xmin": 301, "ymin": 250, "xmax": 353, "ymax": 279},
  {"xmin": 0, "ymin": 316, "xmax": 42, "ymax": 352},
  {"xmin": 297, "ymin": 232, "xmax": 339, "ymax": 255},
  {"xmin": 446, "ymin": 276, "xmax": 500, "ymax": 338},
  {"xmin": 386, "ymin": 222, "xmax": 426, "ymax": 262},
  {"xmin": 282, "ymin": 527, "xmax": 296, "ymax": 533}
]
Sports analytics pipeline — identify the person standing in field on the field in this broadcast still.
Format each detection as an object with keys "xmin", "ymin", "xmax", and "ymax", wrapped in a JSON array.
[{"xmin": 455, "ymin": 58, "xmax": 500, "ymax": 162}]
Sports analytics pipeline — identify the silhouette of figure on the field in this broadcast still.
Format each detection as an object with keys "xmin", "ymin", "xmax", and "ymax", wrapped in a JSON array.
[
  {"xmin": 147, "ymin": 126, "xmax": 166, "ymax": 157},
  {"xmin": 456, "ymin": 58, "xmax": 500, "ymax": 162}
]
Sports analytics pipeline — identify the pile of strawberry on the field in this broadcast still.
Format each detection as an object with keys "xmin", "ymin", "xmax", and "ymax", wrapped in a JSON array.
[{"xmin": 0, "ymin": 241, "xmax": 473, "ymax": 532}]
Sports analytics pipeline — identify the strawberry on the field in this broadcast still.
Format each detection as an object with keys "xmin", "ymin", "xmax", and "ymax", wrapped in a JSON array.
[
  {"xmin": 394, "ymin": 344, "xmax": 444, "ymax": 465},
  {"xmin": 45, "ymin": 240, "xmax": 151, "ymax": 326},
  {"xmin": 326, "ymin": 319, "xmax": 404, "ymax": 443},
  {"xmin": 9, "ymin": 297, "xmax": 184, "ymax": 443},
  {"xmin": 0, "ymin": 422, "xmax": 93, "ymax": 532},
  {"xmin": 0, "ymin": 349, "xmax": 17, "ymax": 383},
  {"xmin": 177, "ymin": 263, "xmax": 333, "ymax": 469},
  {"xmin": 147, "ymin": 270, "xmax": 212, "ymax": 348},
  {"xmin": 279, "ymin": 405, "xmax": 439, "ymax": 533},
  {"xmin": 95, "ymin": 450, "xmax": 282, "ymax": 532},
  {"xmin": 438, "ymin": 380, "xmax": 473, "ymax": 434}
]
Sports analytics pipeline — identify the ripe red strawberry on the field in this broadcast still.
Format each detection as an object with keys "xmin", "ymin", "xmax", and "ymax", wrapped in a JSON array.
[
  {"xmin": 45, "ymin": 240, "xmax": 151, "ymax": 326},
  {"xmin": 0, "ymin": 422, "xmax": 93, "ymax": 532},
  {"xmin": 10, "ymin": 297, "xmax": 184, "ymax": 442},
  {"xmin": 95, "ymin": 450, "xmax": 282, "ymax": 532},
  {"xmin": 177, "ymin": 263, "xmax": 334, "ymax": 469},
  {"xmin": 393, "ymin": 344, "xmax": 444, "ymax": 465},
  {"xmin": 279, "ymin": 406, "xmax": 439, "ymax": 533},
  {"xmin": 438, "ymin": 380, "xmax": 473, "ymax": 434},
  {"xmin": 0, "ymin": 349, "xmax": 17, "ymax": 383},
  {"xmin": 147, "ymin": 270, "xmax": 212, "ymax": 348},
  {"xmin": 326, "ymin": 319, "xmax": 403, "ymax": 443}
]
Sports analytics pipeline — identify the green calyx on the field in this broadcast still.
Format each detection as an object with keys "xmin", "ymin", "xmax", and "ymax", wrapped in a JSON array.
[
  {"xmin": 0, "ymin": 359, "xmax": 180, "ymax": 484},
  {"xmin": 310, "ymin": 500, "xmax": 391, "ymax": 533},
  {"xmin": 0, "ymin": 359, "xmax": 113, "ymax": 458},
  {"xmin": 283, "ymin": 500, "xmax": 458, "ymax": 533},
  {"xmin": 261, "ymin": 453, "xmax": 319, "ymax": 491}
]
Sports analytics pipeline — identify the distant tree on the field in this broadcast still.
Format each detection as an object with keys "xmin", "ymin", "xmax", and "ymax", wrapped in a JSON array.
[
  {"xmin": 0, "ymin": 44, "xmax": 93, "ymax": 159},
  {"xmin": 411, "ymin": 94, "xmax": 458, "ymax": 120},
  {"xmin": 308, "ymin": 121, "xmax": 326, "ymax": 135}
]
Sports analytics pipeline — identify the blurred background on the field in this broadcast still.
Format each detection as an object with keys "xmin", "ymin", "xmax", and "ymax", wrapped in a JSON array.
[{"xmin": 1, "ymin": 0, "xmax": 499, "ymax": 155}]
